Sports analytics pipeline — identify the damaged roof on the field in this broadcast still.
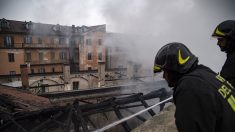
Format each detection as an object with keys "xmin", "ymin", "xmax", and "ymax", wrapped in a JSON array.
[
  {"xmin": 0, "ymin": 18, "xmax": 106, "ymax": 36},
  {"xmin": 0, "ymin": 85, "xmax": 53, "ymax": 112}
]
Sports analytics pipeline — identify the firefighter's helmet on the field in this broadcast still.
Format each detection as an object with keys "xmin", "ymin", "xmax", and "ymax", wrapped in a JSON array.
[
  {"xmin": 212, "ymin": 20, "xmax": 235, "ymax": 39},
  {"xmin": 153, "ymin": 42, "xmax": 198, "ymax": 74}
]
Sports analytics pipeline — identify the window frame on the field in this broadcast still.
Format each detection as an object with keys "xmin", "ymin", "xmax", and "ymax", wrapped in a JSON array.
[
  {"xmin": 8, "ymin": 53, "xmax": 15, "ymax": 62},
  {"xmin": 87, "ymin": 52, "xmax": 92, "ymax": 60},
  {"xmin": 26, "ymin": 52, "xmax": 31, "ymax": 62},
  {"xmin": 73, "ymin": 81, "xmax": 79, "ymax": 90}
]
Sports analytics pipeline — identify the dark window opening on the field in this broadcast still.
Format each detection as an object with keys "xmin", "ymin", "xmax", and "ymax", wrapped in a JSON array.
[
  {"xmin": 52, "ymin": 67, "xmax": 55, "ymax": 72},
  {"xmin": 50, "ymin": 37, "xmax": 54, "ymax": 44},
  {"xmin": 39, "ymin": 52, "xmax": 44, "ymax": 62},
  {"xmin": 9, "ymin": 71, "xmax": 16, "ymax": 75},
  {"xmin": 59, "ymin": 37, "xmax": 65, "ymax": 44},
  {"xmin": 59, "ymin": 52, "xmax": 67, "ymax": 60},
  {"xmin": 51, "ymin": 52, "xmax": 55, "ymax": 60},
  {"xmin": 73, "ymin": 81, "xmax": 79, "ymax": 90},
  {"xmin": 4, "ymin": 36, "xmax": 13, "ymax": 47},
  {"xmin": 24, "ymin": 36, "xmax": 32, "ymax": 44},
  {"xmin": 98, "ymin": 39, "xmax": 102, "ymax": 45},
  {"xmin": 31, "ymin": 69, "xmax": 34, "ymax": 74},
  {"xmin": 38, "ymin": 37, "xmax": 42, "ymax": 44},
  {"xmin": 86, "ymin": 39, "xmax": 92, "ymax": 45},
  {"xmin": 8, "ymin": 53, "xmax": 14, "ymax": 62},
  {"xmin": 98, "ymin": 52, "xmax": 102, "ymax": 60},
  {"xmin": 88, "ymin": 67, "xmax": 92, "ymax": 71},
  {"xmin": 38, "ymin": 68, "xmax": 45, "ymax": 73},
  {"xmin": 74, "ymin": 51, "xmax": 78, "ymax": 62},
  {"xmin": 87, "ymin": 53, "xmax": 92, "ymax": 60},
  {"xmin": 26, "ymin": 52, "xmax": 31, "ymax": 62}
]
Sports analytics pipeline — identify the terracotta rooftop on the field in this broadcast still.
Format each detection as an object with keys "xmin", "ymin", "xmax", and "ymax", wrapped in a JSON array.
[{"xmin": 0, "ymin": 85, "xmax": 53, "ymax": 112}]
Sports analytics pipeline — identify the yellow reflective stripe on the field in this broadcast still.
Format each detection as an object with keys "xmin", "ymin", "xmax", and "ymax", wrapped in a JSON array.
[
  {"xmin": 227, "ymin": 95, "xmax": 235, "ymax": 112},
  {"xmin": 178, "ymin": 50, "xmax": 190, "ymax": 65},
  {"xmin": 153, "ymin": 65, "xmax": 161, "ymax": 71},
  {"xmin": 215, "ymin": 28, "xmax": 225, "ymax": 36},
  {"xmin": 216, "ymin": 74, "xmax": 226, "ymax": 83}
]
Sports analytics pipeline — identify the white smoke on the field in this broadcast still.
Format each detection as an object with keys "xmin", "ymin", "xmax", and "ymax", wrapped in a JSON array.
[{"xmin": 1, "ymin": 0, "xmax": 235, "ymax": 72}]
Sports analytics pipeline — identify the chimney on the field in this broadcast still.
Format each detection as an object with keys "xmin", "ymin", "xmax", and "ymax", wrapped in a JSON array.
[
  {"xmin": 72, "ymin": 25, "xmax": 76, "ymax": 33},
  {"xmin": 98, "ymin": 61, "xmax": 105, "ymax": 87},
  {"xmin": 63, "ymin": 64, "xmax": 71, "ymax": 84},
  {"xmin": 20, "ymin": 64, "xmax": 29, "ymax": 89},
  {"xmin": 127, "ymin": 61, "xmax": 134, "ymax": 79}
]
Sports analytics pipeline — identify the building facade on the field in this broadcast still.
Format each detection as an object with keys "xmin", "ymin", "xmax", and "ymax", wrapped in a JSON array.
[{"xmin": 0, "ymin": 18, "xmax": 106, "ymax": 76}]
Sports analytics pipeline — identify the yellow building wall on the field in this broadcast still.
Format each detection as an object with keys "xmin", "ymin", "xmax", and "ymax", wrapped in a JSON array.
[
  {"xmin": 0, "ymin": 49, "xmax": 25, "ymax": 75},
  {"xmin": 80, "ymin": 31, "xmax": 106, "ymax": 70},
  {"xmin": 0, "ymin": 35, "xmax": 4, "ymax": 46}
]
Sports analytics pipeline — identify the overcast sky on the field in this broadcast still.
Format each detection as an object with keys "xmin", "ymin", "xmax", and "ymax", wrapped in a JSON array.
[{"xmin": 0, "ymin": 0, "xmax": 235, "ymax": 72}]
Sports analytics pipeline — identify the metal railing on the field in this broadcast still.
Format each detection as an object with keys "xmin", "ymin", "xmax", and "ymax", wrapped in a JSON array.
[
  {"xmin": 0, "ymin": 43, "xmax": 79, "ymax": 49},
  {"xmin": 93, "ymin": 96, "xmax": 173, "ymax": 132},
  {"xmin": 25, "ymin": 59, "xmax": 69, "ymax": 65}
]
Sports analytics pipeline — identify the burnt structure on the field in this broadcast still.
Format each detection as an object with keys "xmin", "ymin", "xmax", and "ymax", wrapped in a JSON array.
[{"xmin": 0, "ymin": 84, "xmax": 172, "ymax": 132}]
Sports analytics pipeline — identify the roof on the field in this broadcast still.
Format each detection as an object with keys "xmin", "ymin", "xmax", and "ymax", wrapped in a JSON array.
[
  {"xmin": 0, "ymin": 18, "xmax": 106, "ymax": 36},
  {"xmin": 0, "ymin": 85, "xmax": 52, "ymax": 112}
]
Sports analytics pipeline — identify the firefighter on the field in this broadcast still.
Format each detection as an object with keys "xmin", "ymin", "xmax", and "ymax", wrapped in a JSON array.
[
  {"xmin": 212, "ymin": 20, "xmax": 235, "ymax": 87},
  {"xmin": 153, "ymin": 42, "xmax": 235, "ymax": 132}
]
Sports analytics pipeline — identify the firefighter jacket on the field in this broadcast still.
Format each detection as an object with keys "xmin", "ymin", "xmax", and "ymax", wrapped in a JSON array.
[
  {"xmin": 221, "ymin": 50, "xmax": 235, "ymax": 87},
  {"xmin": 173, "ymin": 64, "xmax": 235, "ymax": 132}
]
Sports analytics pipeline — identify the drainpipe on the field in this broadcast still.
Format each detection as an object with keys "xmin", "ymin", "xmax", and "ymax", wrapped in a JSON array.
[{"xmin": 98, "ymin": 61, "xmax": 105, "ymax": 87}]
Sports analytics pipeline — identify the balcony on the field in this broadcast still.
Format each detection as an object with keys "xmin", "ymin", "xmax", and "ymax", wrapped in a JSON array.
[
  {"xmin": 25, "ymin": 59, "xmax": 69, "ymax": 65},
  {"xmin": 0, "ymin": 43, "xmax": 79, "ymax": 49},
  {"xmin": 0, "ymin": 43, "xmax": 24, "ymax": 49}
]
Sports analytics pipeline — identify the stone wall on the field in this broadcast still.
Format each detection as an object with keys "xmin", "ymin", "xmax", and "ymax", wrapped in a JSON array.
[{"xmin": 132, "ymin": 105, "xmax": 177, "ymax": 132}]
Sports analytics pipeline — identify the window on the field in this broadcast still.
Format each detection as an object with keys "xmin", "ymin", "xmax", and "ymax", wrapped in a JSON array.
[
  {"xmin": 88, "ymin": 67, "xmax": 92, "ymax": 71},
  {"xmin": 8, "ymin": 53, "xmax": 14, "ymax": 62},
  {"xmin": 4, "ymin": 36, "xmax": 13, "ymax": 47},
  {"xmin": 71, "ymin": 39, "xmax": 76, "ymax": 46},
  {"xmin": 59, "ymin": 52, "xmax": 67, "ymax": 60},
  {"xmin": 38, "ymin": 67, "xmax": 45, "ymax": 73},
  {"xmin": 39, "ymin": 52, "xmax": 44, "ymax": 61},
  {"xmin": 87, "ymin": 53, "xmax": 92, "ymax": 60},
  {"xmin": 26, "ymin": 52, "xmax": 31, "ymax": 62},
  {"xmin": 52, "ymin": 67, "xmax": 55, "ymax": 72},
  {"xmin": 38, "ymin": 37, "xmax": 42, "ymax": 44},
  {"xmin": 59, "ymin": 37, "xmax": 65, "ymax": 44},
  {"xmin": 73, "ymin": 81, "xmax": 79, "ymax": 90},
  {"xmin": 54, "ymin": 38, "xmax": 59, "ymax": 44},
  {"xmin": 24, "ymin": 36, "xmax": 32, "ymax": 44},
  {"xmin": 51, "ymin": 52, "xmax": 55, "ymax": 60},
  {"xmin": 98, "ymin": 39, "xmax": 102, "ymax": 45},
  {"xmin": 98, "ymin": 52, "xmax": 102, "ymax": 60},
  {"xmin": 50, "ymin": 37, "xmax": 54, "ymax": 44},
  {"xmin": 31, "ymin": 69, "xmax": 34, "ymax": 74},
  {"xmin": 9, "ymin": 71, "xmax": 16, "ymax": 75},
  {"xmin": 74, "ymin": 51, "xmax": 78, "ymax": 61},
  {"xmin": 86, "ymin": 39, "xmax": 92, "ymax": 45}
]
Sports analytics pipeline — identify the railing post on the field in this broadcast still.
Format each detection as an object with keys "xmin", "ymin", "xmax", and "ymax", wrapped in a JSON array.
[
  {"xmin": 73, "ymin": 100, "xmax": 89, "ymax": 132},
  {"xmin": 111, "ymin": 101, "xmax": 131, "ymax": 132},
  {"xmin": 136, "ymin": 94, "xmax": 156, "ymax": 116}
]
